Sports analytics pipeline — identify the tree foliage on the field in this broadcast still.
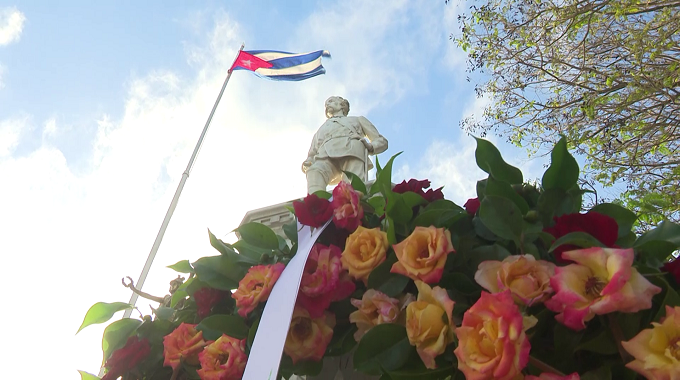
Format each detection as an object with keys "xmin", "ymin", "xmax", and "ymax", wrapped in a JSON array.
[{"xmin": 454, "ymin": 0, "xmax": 680, "ymax": 227}]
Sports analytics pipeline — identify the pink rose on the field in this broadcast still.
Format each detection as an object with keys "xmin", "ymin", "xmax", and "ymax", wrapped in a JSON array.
[
  {"xmin": 545, "ymin": 247, "xmax": 662, "ymax": 331},
  {"xmin": 390, "ymin": 226, "xmax": 454, "ymax": 284},
  {"xmin": 475, "ymin": 255, "xmax": 556, "ymax": 306},
  {"xmin": 232, "ymin": 263, "xmax": 285, "ymax": 318},
  {"xmin": 197, "ymin": 335, "xmax": 247, "ymax": 380},
  {"xmin": 331, "ymin": 181, "xmax": 364, "ymax": 232},
  {"xmin": 454, "ymin": 291, "xmax": 532, "ymax": 380},
  {"xmin": 349, "ymin": 289, "xmax": 401, "ymax": 341},
  {"xmin": 297, "ymin": 243, "xmax": 356, "ymax": 318},
  {"xmin": 284, "ymin": 306, "xmax": 336, "ymax": 364}
]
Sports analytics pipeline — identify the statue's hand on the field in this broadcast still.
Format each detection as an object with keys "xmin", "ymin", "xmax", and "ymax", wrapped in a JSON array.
[
  {"xmin": 361, "ymin": 139, "xmax": 374, "ymax": 153},
  {"xmin": 302, "ymin": 159, "xmax": 313, "ymax": 173}
]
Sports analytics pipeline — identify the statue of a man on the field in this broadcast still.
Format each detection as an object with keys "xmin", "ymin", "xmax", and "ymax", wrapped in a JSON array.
[{"xmin": 302, "ymin": 96, "xmax": 388, "ymax": 194}]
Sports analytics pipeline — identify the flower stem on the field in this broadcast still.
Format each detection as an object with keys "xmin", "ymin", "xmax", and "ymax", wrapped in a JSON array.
[
  {"xmin": 607, "ymin": 313, "xmax": 633, "ymax": 363},
  {"xmin": 528, "ymin": 356, "xmax": 565, "ymax": 376}
]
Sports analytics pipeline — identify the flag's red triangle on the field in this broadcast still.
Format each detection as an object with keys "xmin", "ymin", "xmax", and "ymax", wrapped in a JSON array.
[{"xmin": 230, "ymin": 51, "xmax": 274, "ymax": 72}]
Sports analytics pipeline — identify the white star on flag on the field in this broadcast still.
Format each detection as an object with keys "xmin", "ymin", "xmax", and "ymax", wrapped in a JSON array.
[{"xmin": 241, "ymin": 59, "xmax": 252, "ymax": 67}]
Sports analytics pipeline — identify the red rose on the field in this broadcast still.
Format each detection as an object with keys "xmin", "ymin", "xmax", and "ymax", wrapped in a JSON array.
[
  {"xmin": 543, "ymin": 211, "xmax": 618, "ymax": 263},
  {"xmin": 663, "ymin": 259, "xmax": 680, "ymax": 284},
  {"xmin": 393, "ymin": 179, "xmax": 444, "ymax": 202},
  {"xmin": 102, "ymin": 336, "xmax": 151, "ymax": 380},
  {"xmin": 464, "ymin": 198, "xmax": 480, "ymax": 215},
  {"xmin": 293, "ymin": 194, "xmax": 333, "ymax": 228},
  {"xmin": 193, "ymin": 287, "xmax": 229, "ymax": 319}
]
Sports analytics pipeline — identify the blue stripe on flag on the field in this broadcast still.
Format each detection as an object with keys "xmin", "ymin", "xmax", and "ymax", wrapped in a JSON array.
[
  {"xmin": 266, "ymin": 51, "xmax": 327, "ymax": 69},
  {"xmin": 235, "ymin": 49, "xmax": 330, "ymax": 81},
  {"xmin": 261, "ymin": 66, "xmax": 326, "ymax": 81}
]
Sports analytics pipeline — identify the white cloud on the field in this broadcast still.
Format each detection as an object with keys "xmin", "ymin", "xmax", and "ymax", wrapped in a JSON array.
[
  {"xmin": 0, "ymin": 7, "xmax": 25, "ymax": 46},
  {"xmin": 0, "ymin": 116, "xmax": 27, "ymax": 156},
  {"xmin": 0, "ymin": 3, "xmax": 461, "ymax": 378}
]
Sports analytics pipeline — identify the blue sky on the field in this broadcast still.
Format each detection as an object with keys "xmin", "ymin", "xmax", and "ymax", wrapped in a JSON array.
[{"xmin": 0, "ymin": 1, "xmax": 556, "ymax": 377}]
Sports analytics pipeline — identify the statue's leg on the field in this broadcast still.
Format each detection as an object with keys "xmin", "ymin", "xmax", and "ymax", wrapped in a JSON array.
[
  {"xmin": 306, "ymin": 159, "xmax": 333, "ymax": 194},
  {"xmin": 342, "ymin": 157, "xmax": 367, "ymax": 183}
]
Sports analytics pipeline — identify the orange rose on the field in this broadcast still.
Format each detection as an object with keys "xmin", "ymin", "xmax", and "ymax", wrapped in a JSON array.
[
  {"xmin": 390, "ymin": 226, "xmax": 454, "ymax": 284},
  {"xmin": 162, "ymin": 323, "xmax": 210, "ymax": 370},
  {"xmin": 342, "ymin": 226, "xmax": 389, "ymax": 283},
  {"xmin": 284, "ymin": 306, "xmax": 336, "ymax": 364},
  {"xmin": 454, "ymin": 291, "xmax": 534, "ymax": 380},
  {"xmin": 197, "ymin": 334, "xmax": 247, "ymax": 380},
  {"xmin": 405, "ymin": 281, "xmax": 455, "ymax": 369},
  {"xmin": 349, "ymin": 289, "xmax": 400, "ymax": 341},
  {"xmin": 232, "ymin": 263, "xmax": 285, "ymax": 318},
  {"xmin": 475, "ymin": 255, "xmax": 556, "ymax": 306},
  {"xmin": 622, "ymin": 305, "xmax": 680, "ymax": 379}
]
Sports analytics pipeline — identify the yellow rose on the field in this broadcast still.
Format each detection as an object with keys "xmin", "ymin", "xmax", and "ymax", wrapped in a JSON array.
[
  {"xmin": 406, "ymin": 281, "xmax": 455, "ymax": 369},
  {"xmin": 475, "ymin": 255, "xmax": 556, "ymax": 306},
  {"xmin": 390, "ymin": 226, "xmax": 454, "ymax": 284},
  {"xmin": 341, "ymin": 226, "xmax": 389, "ymax": 283},
  {"xmin": 622, "ymin": 305, "xmax": 680, "ymax": 379}
]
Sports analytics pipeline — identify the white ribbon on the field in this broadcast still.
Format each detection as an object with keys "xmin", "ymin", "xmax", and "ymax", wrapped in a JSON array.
[{"xmin": 242, "ymin": 220, "xmax": 330, "ymax": 380}]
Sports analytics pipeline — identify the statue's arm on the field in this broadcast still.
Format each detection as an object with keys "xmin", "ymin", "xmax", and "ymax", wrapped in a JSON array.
[
  {"xmin": 302, "ymin": 133, "xmax": 318, "ymax": 173},
  {"xmin": 357, "ymin": 116, "xmax": 388, "ymax": 155}
]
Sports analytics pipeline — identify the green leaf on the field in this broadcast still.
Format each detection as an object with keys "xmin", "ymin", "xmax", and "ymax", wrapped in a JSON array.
[
  {"xmin": 537, "ymin": 188, "xmax": 576, "ymax": 225},
  {"xmin": 325, "ymin": 323, "xmax": 358, "ymax": 357},
  {"xmin": 474, "ymin": 138, "xmax": 523, "ymax": 184},
  {"xmin": 548, "ymin": 231, "xmax": 606, "ymax": 253},
  {"xmin": 650, "ymin": 277, "xmax": 680, "ymax": 322},
  {"xmin": 484, "ymin": 176, "xmax": 530, "ymax": 214},
  {"xmin": 152, "ymin": 306, "xmax": 175, "ymax": 321},
  {"xmin": 77, "ymin": 302, "xmax": 133, "ymax": 334},
  {"xmin": 478, "ymin": 195, "xmax": 523, "ymax": 243},
  {"xmin": 353, "ymin": 324, "xmax": 414, "ymax": 375},
  {"xmin": 235, "ymin": 222, "xmax": 279, "ymax": 250},
  {"xmin": 413, "ymin": 209, "xmax": 464, "ymax": 229},
  {"xmin": 542, "ymin": 136, "xmax": 579, "ymax": 191},
  {"xmin": 439, "ymin": 272, "xmax": 480, "ymax": 295},
  {"xmin": 373, "ymin": 152, "xmax": 403, "ymax": 196},
  {"xmin": 634, "ymin": 221, "xmax": 680, "ymax": 262},
  {"xmin": 283, "ymin": 221, "xmax": 298, "ymax": 244},
  {"xmin": 386, "ymin": 192, "xmax": 414, "ymax": 225},
  {"xmin": 192, "ymin": 256, "xmax": 242, "ymax": 290},
  {"xmin": 388, "ymin": 365, "xmax": 455, "ymax": 380},
  {"xmin": 590, "ymin": 203, "xmax": 637, "ymax": 238},
  {"xmin": 576, "ymin": 329, "xmax": 618, "ymax": 355},
  {"xmin": 344, "ymin": 170, "xmax": 368, "ymax": 194},
  {"xmin": 78, "ymin": 370, "xmax": 101, "ymax": 380},
  {"xmin": 469, "ymin": 244, "xmax": 512, "ymax": 268},
  {"xmin": 367, "ymin": 253, "xmax": 410, "ymax": 297},
  {"xmin": 196, "ymin": 314, "xmax": 250, "ymax": 341},
  {"xmin": 101, "ymin": 318, "xmax": 142, "ymax": 365},
  {"xmin": 581, "ymin": 365, "xmax": 612, "ymax": 380},
  {"xmin": 247, "ymin": 317, "xmax": 259, "ymax": 351},
  {"xmin": 232, "ymin": 240, "xmax": 272, "ymax": 261},
  {"xmin": 167, "ymin": 259, "xmax": 194, "ymax": 273}
]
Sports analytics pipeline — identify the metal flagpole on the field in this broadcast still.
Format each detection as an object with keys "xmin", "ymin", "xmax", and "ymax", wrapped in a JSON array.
[{"xmin": 121, "ymin": 43, "xmax": 245, "ymax": 319}]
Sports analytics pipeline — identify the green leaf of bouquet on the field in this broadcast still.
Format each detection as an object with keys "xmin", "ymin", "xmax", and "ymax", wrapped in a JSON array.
[
  {"xmin": 423, "ymin": 199, "xmax": 463, "ymax": 212},
  {"xmin": 484, "ymin": 176, "xmax": 530, "ymax": 215},
  {"xmin": 235, "ymin": 222, "xmax": 279, "ymax": 250},
  {"xmin": 439, "ymin": 272, "xmax": 481, "ymax": 296},
  {"xmin": 575, "ymin": 329, "xmax": 618, "ymax": 355},
  {"xmin": 353, "ymin": 324, "xmax": 414, "ymax": 375},
  {"xmin": 326, "ymin": 323, "xmax": 358, "ymax": 357},
  {"xmin": 246, "ymin": 317, "xmax": 259, "ymax": 351},
  {"xmin": 548, "ymin": 231, "xmax": 606, "ymax": 253},
  {"xmin": 78, "ymin": 370, "xmax": 101, "ymax": 380},
  {"xmin": 344, "ymin": 170, "xmax": 368, "ymax": 194},
  {"xmin": 192, "ymin": 256, "xmax": 242, "ymax": 290},
  {"xmin": 536, "ymin": 187, "xmax": 576, "ymax": 226},
  {"xmin": 372, "ymin": 152, "xmax": 402, "ymax": 196},
  {"xmin": 469, "ymin": 244, "xmax": 512, "ymax": 269},
  {"xmin": 542, "ymin": 136, "xmax": 579, "ymax": 191},
  {"xmin": 283, "ymin": 221, "xmax": 298, "ymax": 244},
  {"xmin": 401, "ymin": 191, "xmax": 428, "ymax": 209},
  {"xmin": 581, "ymin": 365, "xmax": 612, "ymax": 380},
  {"xmin": 386, "ymin": 192, "xmax": 413, "ymax": 225},
  {"xmin": 209, "ymin": 229, "xmax": 255, "ymax": 264},
  {"xmin": 476, "ymin": 178, "xmax": 487, "ymax": 199},
  {"xmin": 233, "ymin": 240, "xmax": 272, "ymax": 261},
  {"xmin": 367, "ymin": 253, "xmax": 410, "ymax": 297},
  {"xmin": 474, "ymin": 137, "xmax": 523, "ymax": 184},
  {"xmin": 479, "ymin": 195, "xmax": 523, "ymax": 243},
  {"xmin": 412, "ymin": 209, "xmax": 463, "ymax": 229},
  {"xmin": 368, "ymin": 195, "xmax": 386, "ymax": 217},
  {"xmin": 590, "ymin": 203, "xmax": 637, "ymax": 238},
  {"xmin": 77, "ymin": 302, "xmax": 133, "ymax": 334},
  {"xmin": 167, "ymin": 259, "xmax": 194, "ymax": 273},
  {"xmin": 649, "ymin": 277, "xmax": 680, "ymax": 322},
  {"xmin": 101, "ymin": 318, "xmax": 142, "ymax": 365},
  {"xmin": 634, "ymin": 221, "xmax": 680, "ymax": 262},
  {"xmin": 196, "ymin": 314, "xmax": 249, "ymax": 341}
]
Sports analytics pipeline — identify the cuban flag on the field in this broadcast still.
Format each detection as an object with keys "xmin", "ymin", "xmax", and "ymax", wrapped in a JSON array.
[{"xmin": 230, "ymin": 49, "xmax": 331, "ymax": 81}]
